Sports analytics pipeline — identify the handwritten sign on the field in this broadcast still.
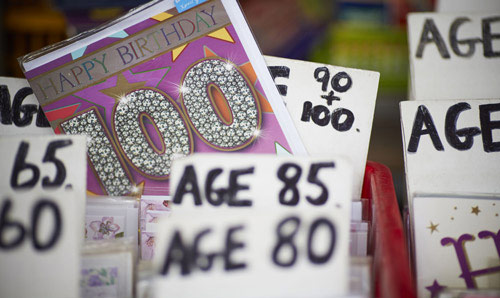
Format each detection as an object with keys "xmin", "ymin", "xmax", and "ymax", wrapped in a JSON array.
[
  {"xmin": 408, "ymin": 13, "xmax": 500, "ymax": 100},
  {"xmin": 436, "ymin": 0, "xmax": 500, "ymax": 13},
  {"xmin": 400, "ymin": 99, "xmax": 500, "ymax": 201},
  {"xmin": 413, "ymin": 195, "xmax": 500, "ymax": 298},
  {"xmin": 265, "ymin": 56, "xmax": 379, "ymax": 200},
  {"xmin": 151, "ymin": 153, "xmax": 353, "ymax": 297},
  {"xmin": 153, "ymin": 208, "xmax": 350, "ymax": 297},
  {"xmin": 170, "ymin": 153, "xmax": 354, "ymax": 209},
  {"xmin": 0, "ymin": 135, "xmax": 86, "ymax": 298},
  {"xmin": 0, "ymin": 77, "xmax": 52, "ymax": 135}
]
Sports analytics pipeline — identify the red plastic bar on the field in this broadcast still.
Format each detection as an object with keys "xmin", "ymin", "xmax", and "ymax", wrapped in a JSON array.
[{"xmin": 362, "ymin": 161, "xmax": 416, "ymax": 298}]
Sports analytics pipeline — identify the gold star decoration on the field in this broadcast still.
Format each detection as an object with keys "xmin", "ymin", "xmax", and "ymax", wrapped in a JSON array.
[
  {"xmin": 100, "ymin": 72, "xmax": 147, "ymax": 102},
  {"xmin": 471, "ymin": 206, "xmax": 481, "ymax": 216},
  {"xmin": 427, "ymin": 221, "xmax": 439, "ymax": 234}
]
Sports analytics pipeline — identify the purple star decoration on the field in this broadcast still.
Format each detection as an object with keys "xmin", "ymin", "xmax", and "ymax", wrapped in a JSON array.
[{"xmin": 425, "ymin": 280, "xmax": 446, "ymax": 298}]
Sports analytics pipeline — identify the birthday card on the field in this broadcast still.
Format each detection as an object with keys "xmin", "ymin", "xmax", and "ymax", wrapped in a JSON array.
[
  {"xmin": 19, "ymin": 0, "xmax": 305, "ymax": 197},
  {"xmin": 413, "ymin": 195, "xmax": 500, "ymax": 298}
]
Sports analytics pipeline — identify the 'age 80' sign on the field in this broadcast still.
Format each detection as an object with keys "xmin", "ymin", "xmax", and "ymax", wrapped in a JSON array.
[
  {"xmin": 153, "ymin": 208, "xmax": 349, "ymax": 298},
  {"xmin": 0, "ymin": 135, "xmax": 86, "ymax": 298}
]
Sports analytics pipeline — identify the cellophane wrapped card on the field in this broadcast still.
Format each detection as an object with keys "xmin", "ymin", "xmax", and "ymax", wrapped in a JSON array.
[{"xmin": 19, "ymin": 0, "xmax": 305, "ymax": 197}]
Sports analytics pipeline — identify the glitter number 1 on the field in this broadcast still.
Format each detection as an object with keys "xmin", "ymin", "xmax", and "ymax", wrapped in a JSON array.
[{"xmin": 61, "ymin": 108, "xmax": 135, "ymax": 196}]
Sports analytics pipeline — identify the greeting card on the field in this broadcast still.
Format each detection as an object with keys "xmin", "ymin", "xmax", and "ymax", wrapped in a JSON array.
[
  {"xmin": 81, "ymin": 239, "xmax": 135, "ymax": 298},
  {"xmin": 413, "ymin": 195, "xmax": 500, "ymax": 298},
  {"xmin": 141, "ymin": 232, "xmax": 156, "ymax": 260},
  {"xmin": 19, "ymin": 0, "xmax": 305, "ymax": 197},
  {"xmin": 85, "ymin": 197, "xmax": 139, "ymax": 243}
]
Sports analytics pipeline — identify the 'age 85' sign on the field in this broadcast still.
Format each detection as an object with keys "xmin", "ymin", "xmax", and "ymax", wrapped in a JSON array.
[
  {"xmin": 0, "ymin": 135, "xmax": 86, "ymax": 298},
  {"xmin": 169, "ymin": 154, "xmax": 354, "ymax": 209}
]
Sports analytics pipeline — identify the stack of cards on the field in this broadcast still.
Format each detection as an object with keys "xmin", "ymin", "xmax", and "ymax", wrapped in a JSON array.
[
  {"xmin": 139, "ymin": 196, "xmax": 171, "ymax": 260},
  {"xmin": 81, "ymin": 239, "xmax": 136, "ymax": 298},
  {"xmin": 404, "ymin": 4, "xmax": 500, "ymax": 298}
]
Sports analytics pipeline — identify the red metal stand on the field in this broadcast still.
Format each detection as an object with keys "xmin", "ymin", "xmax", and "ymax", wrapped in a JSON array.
[{"xmin": 362, "ymin": 161, "xmax": 416, "ymax": 298}]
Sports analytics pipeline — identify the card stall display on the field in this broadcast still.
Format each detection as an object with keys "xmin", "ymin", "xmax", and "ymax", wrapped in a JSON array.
[
  {"xmin": 18, "ymin": 0, "xmax": 306, "ymax": 197},
  {"xmin": 1, "ymin": 1, "xmax": 419, "ymax": 297}
]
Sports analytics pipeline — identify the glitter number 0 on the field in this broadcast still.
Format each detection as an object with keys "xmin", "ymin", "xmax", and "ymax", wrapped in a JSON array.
[
  {"xmin": 113, "ymin": 88, "xmax": 193, "ymax": 179},
  {"xmin": 181, "ymin": 58, "xmax": 262, "ymax": 151}
]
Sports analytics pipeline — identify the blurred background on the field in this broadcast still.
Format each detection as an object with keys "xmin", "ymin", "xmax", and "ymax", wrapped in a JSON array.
[{"xmin": 0, "ymin": 0, "xmax": 436, "ymax": 210}]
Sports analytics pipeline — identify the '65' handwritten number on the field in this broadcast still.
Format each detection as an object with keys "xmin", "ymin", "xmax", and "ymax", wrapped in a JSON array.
[{"xmin": 10, "ymin": 140, "xmax": 72, "ymax": 189}]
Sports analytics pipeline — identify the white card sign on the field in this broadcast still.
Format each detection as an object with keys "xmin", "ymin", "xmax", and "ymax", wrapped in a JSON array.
[
  {"xmin": 170, "ymin": 153, "xmax": 354, "ymax": 209},
  {"xmin": 408, "ymin": 13, "xmax": 500, "ymax": 101},
  {"xmin": 265, "ymin": 56, "xmax": 379, "ymax": 200},
  {"xmin": 0, "ymin": 77, "xmax": 53, "ymax": 135},
  {"xmin": 400, "ymin": 99, "xmax": 500, "ymax": 201},
  {"xmin": 436, "ymin": 0, "xmax": 500, "ymax": 13},
  {"xmin": 153, "ymin": 153, "xmax": 353, "ymax": 297},
  {"xmin": 413, "ymin": 195, "xmax": 500, "ymax": 298},
  {"xmin": 153, "ymin": 208, "xmax": 350, "ymax": 298},
  {"xmin": 0, "ymin": 135, "xmax": 86, "ymax": 298}
]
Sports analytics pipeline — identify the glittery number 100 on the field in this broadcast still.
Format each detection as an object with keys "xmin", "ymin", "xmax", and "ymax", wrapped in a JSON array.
[{"xmin": 60, "ymin": 57, "xmax": 262, "ymax": 196}]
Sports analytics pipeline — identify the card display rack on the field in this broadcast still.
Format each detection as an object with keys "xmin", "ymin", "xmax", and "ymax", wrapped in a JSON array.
[{"xmin": 362, "ymin": 161, "xmax": 416, "ymax": 298}]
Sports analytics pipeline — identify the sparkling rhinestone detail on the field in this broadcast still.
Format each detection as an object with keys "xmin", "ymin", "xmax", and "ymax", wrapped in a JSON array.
[
  {"xmin": 61, "ymin": 109, "xmax": 132, "ymax": 196},
  {"xmin": 182, "ymin": 58, "xmax": 261, "ymax": 150},
  {"xmin": 114, "ymin": 88, "xmax": 192, "ymax": 177}
]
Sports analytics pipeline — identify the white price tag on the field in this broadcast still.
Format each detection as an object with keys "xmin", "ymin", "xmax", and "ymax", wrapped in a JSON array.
[
  {"xmin": 0, "ymin": 135, "xmax": 86, "ymax": 298},
  {"xmin": 170, "ymin": 154, "xmax": 354, "ymax": 209},
  {"xmin": 408, "ymin": 13, "xmax": 500, "ymax": 100},
  {"xmin": 153, "ymin": 208, "xmax": 350, "ymax": 298},
  {"xmin": 265, "ymin": 56, "xmax": 379, "ymax": 200},
  {"xmin": 400, "ymin": 99, "xmax": 500, "ymax": 201},
  {"xmin": 0, "ymin": 77, "xmax": 53, "ymax": 135}
]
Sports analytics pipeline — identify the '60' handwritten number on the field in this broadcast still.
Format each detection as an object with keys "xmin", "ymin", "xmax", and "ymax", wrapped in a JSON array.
[{"xmin": 0, "ymin": 199, "xmax": 62, "ymax": 251}]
